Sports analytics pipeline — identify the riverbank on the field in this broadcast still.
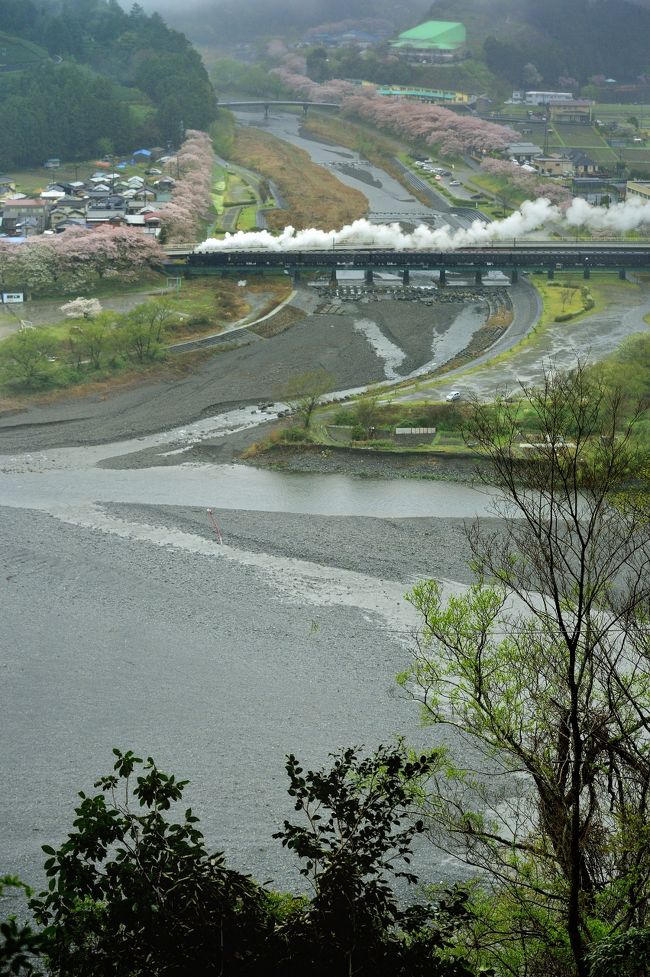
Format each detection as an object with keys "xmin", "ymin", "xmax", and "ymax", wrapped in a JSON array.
[{"xmin": 235, "ymin": 442, "xmax": 485, "ymax": 484}]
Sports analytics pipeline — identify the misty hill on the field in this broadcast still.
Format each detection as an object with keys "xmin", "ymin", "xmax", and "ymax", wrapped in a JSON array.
[
  {"xmin": 0, "ymin": 0, "xmax": 216, "ymax": 169},
  {"xmin": 141, "ymin": 0, "xmax": 430, "ymax": 45},
  {"xmin": 428, "ymin": 0, "xmax": 650, "ymax": 84}
]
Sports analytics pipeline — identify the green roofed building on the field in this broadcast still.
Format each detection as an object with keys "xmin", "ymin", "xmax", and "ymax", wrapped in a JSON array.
[{"xmin": 391, "ymin": 20, "xmax": 466, "ymax": 63}]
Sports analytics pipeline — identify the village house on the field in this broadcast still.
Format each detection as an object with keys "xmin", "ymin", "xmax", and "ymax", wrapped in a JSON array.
[
  {"xmin": 533, "ymin": 154, "xmax": 575, "ymax": 177},
  {"xmin": 124, "ymin": 212, "xmax": 162, "ymax": 236},
  {"xmin": 0, "ymin": 177, "xmax": 16, "ymax": 201},
  {"xmin": 49, "ymin": 199, "xmax": 88, "ymax": 230},
  {"xmin": 86, "ymin": 194, "xmax": 127, "ymax": 225},
  {"xmin": 1, "ymin": 197, "xmax": 52, "ymax": 234},
  {"xmin": 566, "ymin": 149, "xmax": 599, "ymax": 176},
  {"xmin": 549, "ymin": 101, "xmax": 594, "ymax": 124},
  {"xmin": 507, "ymin": 140, "xmax": 544, "ymax": 162}
]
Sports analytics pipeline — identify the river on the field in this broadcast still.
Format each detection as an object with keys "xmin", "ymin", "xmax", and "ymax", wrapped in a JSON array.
[{"xmin": 234, "ymin": 108, "xmax": 464, "ymax": 227}]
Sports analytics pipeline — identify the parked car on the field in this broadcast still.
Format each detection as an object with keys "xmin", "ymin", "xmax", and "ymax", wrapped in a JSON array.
[
  {"xmin": 449, "ymin": 180, "xmax": 461, "ymax": 186},
  {"xmin": 445, "ymin": 390, "xmax": 461, "ymax": 402}
]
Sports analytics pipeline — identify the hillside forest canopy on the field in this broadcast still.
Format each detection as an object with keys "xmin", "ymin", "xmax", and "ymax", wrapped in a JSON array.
[{"xmin": 0, "ymin": 0, "xmax": 216, "ymax": 169}]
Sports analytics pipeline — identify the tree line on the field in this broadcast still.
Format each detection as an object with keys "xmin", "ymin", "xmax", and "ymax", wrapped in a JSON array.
[
  {"xmin": 0, "ymin": 0, "xmax": 216, "ymax": 168},
  {"xmin": 0, "ymin": 298, "xmax": 178, "ymax": 393}
]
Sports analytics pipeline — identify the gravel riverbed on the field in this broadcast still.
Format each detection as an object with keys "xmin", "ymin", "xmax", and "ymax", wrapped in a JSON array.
[
  {"xmin": 2, "ymin": 500, "xmax": 497, "ymax": 904},
  {"xmin": 0, "ymin": 283, "xmax": 528, "ymax": 909}
]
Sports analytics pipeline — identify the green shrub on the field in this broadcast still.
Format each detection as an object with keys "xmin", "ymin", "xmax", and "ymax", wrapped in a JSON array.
[
  {"xmin": 281, "ymin": 427, "xmax": 313, "ymax": 443},
  {"xmin": 368, "ymin": 439, "xmax": 396, "ymax": 449},
  {"xmin": 555, "ymin": 312, "xmax": 576, "ymax": 322},
  {"xmin": 332, "ymin": 408, "xmax": 355, "ymax": 424}
]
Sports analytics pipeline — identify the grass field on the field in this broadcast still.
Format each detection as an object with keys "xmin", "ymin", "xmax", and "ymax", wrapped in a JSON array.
[
  {"xmin": 230, "ymin": 126, "xmax": 368, "ymax": 231},
  {"xmin": 509, "ymin": 111, "xmax": 650, "ymax": 175},
  {"xmin": 552, "ymin": 123, "xmax": 613, "ymax": 150},
  {"xmin": 224, "ymin": 174, "xmax": 255, "ymax": 206},
  {"xmin": 236, "ymin": 205, "xmax": 260, "ymax": 231}
]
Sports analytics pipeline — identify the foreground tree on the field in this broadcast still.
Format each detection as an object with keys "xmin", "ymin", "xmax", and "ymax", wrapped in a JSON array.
[
  {"xmin": 274, "ymin": 745, "xmax": 472, "ymax": 977},
  {"xmin": 400, "ymin": 365, "xmax": 650, "ymax": 976},
  {"xmin": 31, "ymin": 749, "xmax": 274, "ymax": 977},
  {"xmin": 26, "ymin": 747, "xmax": 475, "ymax": 977},
  {"xmin": 279, "ymin": 368, "xmax": 335, "ymax": 429},
  {"xmin": 0, "ymin": 876, "xmax": 46, "ymax": 976}
]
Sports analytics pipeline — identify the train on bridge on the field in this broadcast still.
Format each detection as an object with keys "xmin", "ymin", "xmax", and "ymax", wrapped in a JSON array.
[{"xmin": 179, "ymin": 242, "xmax": 650, "ymax": 282}]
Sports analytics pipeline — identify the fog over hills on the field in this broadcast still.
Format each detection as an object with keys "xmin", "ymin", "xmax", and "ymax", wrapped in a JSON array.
[
  {"xmin": 134, "ymin": 0, "xmax": 650, "ymax": 80},
  {"xmin": 134, "ymin": 0, "xmax": 429, "ymax": 39}
]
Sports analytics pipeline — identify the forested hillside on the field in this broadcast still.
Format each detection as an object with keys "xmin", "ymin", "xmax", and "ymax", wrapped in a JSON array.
[
  {"xmin": 429, "ymin": 0, "xmax": 650, "ymax": 85},
  {"xmin": 0, "ymin": 0, "xmax": 216, "ymax": 169}
]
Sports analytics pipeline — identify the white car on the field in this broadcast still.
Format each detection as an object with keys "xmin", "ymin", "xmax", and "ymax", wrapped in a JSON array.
[
  {"xmin": 449, "ymin": 180, "xmax": 461, "ymax": 186},
  {"xmin": 446, "ymin": 390, "xmax": 461, "ymax": 402}
]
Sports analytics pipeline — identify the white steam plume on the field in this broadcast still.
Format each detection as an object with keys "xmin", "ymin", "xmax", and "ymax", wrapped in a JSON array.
[{"xmin": 196, "ymin": 196, "xmax": 650, "ymax": 253}]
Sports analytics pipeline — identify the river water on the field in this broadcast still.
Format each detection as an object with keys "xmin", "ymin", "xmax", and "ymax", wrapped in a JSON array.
[{"xmin": 0, "ymin": 409, "xmax": 496, "ymax": 519}]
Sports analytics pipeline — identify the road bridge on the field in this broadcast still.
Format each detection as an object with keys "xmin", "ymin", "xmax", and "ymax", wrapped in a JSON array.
[
  {"xmin": 177, "ymin": 243, "xmax": 650, "ymax": 285},
  {"xmin": 217, "ymin": 99, "xmax": 340, "ymax": 118}
]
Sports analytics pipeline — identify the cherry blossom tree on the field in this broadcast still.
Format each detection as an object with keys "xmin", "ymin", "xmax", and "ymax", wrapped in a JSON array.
[
  {"xmin": 60, "ymin": 297, "xmax": 103, "ymax": 319},
  {"xmin": 481, "ymin": 157, "xmax": 571, "ymax": 205},
  {"xmin": 273, "ymin": 67, "xmax": 517, "ymax": 157},
  {"xmin": 158, "ymin": 130, "xmax": 215, "ymax": 243}
]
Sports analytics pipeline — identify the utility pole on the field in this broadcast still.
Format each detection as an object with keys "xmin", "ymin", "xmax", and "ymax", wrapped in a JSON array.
[{"xmin": 543, "ymin": 102, "xmax": 551, "ymax": 155}]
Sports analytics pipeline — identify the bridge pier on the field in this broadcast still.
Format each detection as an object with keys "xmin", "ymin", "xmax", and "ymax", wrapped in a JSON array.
[
  {"xmin": 292, "ymin": 268, "xmax": 301, "ymax": 283},
  {"xmin": 619, "ymin": 268, "xmax": 627, "ymax": 280},
  {"xmin": 583, "ymin": 265, "xmax": 591, "ymax": 280},
  {"xmin": 438, "ymin": 267, "xmax": 447, "ymax": 286},
  {"xmin": 302, "ymin": 104, "xmax": 308, "ymax": 115},
  {"xmin": 547, "ymin": 268, "xmax": 555, "ymax": 280},
  {"xmin": 365, "ymin": 268, "xmax": 374, "ymax": 285},
  {"xmin": 474, "ymin": 270, "xmax": 483, "ymax": 286},
  {"xmin": 329, "ymin": 267, "xmax": 338, "ymax": 286},
  {"xmin": 402, "ymin": 268, "xmax": 410, "ymax": 285},
  {"xmin": 264, "ymin": 103, "xmax": 270, "ymax": 119},
  {"xmin": 510, "ymin": 268, "xmax": 519, "ymax": 284}
]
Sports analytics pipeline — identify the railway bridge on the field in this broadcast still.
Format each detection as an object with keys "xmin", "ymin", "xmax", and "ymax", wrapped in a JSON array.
[
  {"xmin": 165, "ymin": 242, "xmax": 650, "ymax": 286},
  {"xmin": 216, "ymin": 99, "xmax": 340, "ymax": 119}
]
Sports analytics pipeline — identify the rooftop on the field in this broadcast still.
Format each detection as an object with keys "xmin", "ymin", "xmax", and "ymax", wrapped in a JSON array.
[{"xmin": 393, "ymin": 20, "xmax": 466, "ymax": 52}]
